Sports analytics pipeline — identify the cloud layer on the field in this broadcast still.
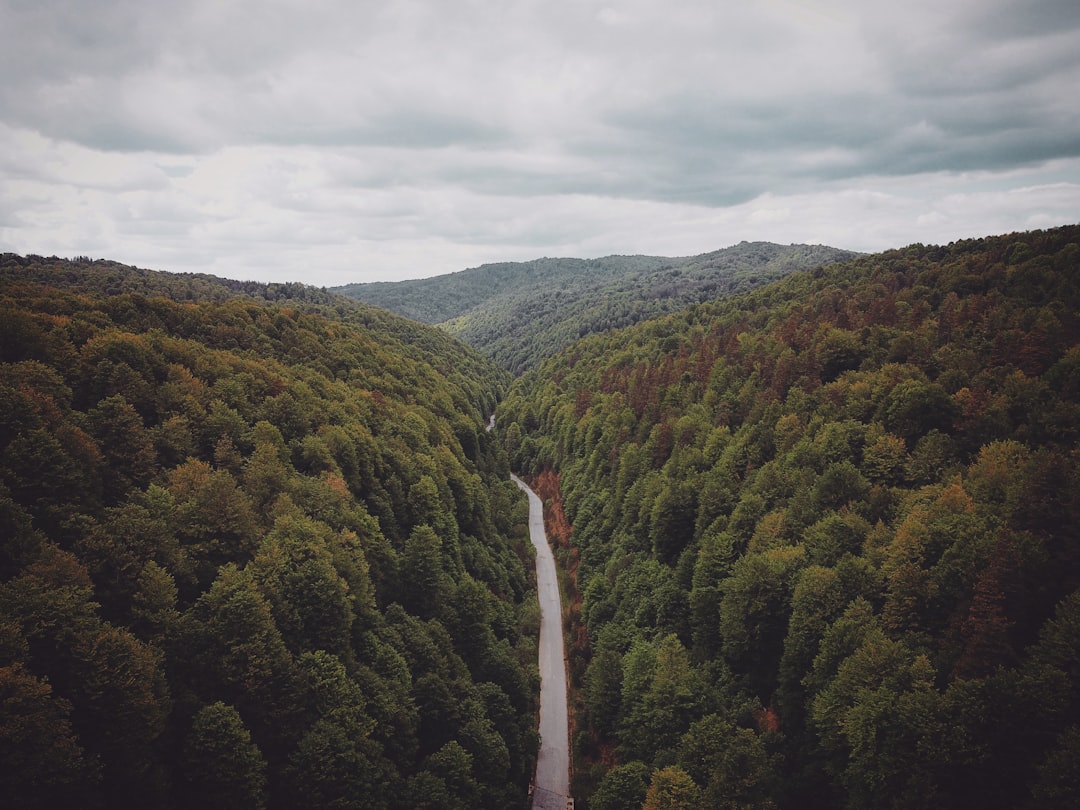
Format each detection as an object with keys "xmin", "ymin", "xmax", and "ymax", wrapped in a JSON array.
[{"xmin": 2, "ymin": 0, "xmax": 1079, "ymax": 284}]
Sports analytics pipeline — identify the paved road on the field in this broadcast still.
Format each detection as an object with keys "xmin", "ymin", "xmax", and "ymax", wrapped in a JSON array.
[{"xmin": 512, "ymin": 474, "xmax": 571, "ymax": 810}]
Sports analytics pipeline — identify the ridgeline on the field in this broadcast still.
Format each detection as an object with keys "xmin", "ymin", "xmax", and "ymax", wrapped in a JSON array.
[{"xmin": 334, "ymin": 242, "xmax": 858, "ymax": 374}]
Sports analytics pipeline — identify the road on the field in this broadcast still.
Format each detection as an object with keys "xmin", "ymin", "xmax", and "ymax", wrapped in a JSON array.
[{"xmin": 512, "ymin": 474, "xmax": 571, "ymax": 810}]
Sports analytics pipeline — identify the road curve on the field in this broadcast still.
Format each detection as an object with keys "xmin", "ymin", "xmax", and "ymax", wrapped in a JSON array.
[{"xmin": 511, "ymin": 474, "xmax": 571, "ymax": 809}]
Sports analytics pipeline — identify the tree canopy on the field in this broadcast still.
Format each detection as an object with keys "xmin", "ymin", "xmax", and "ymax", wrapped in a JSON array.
[
  {"xmin": 0, "ymin": 255, "xmax": 537, "ymax": 809},
  {"xmin": 497, "ymin": 224, "xmax": 1080, "ymax": 808}
]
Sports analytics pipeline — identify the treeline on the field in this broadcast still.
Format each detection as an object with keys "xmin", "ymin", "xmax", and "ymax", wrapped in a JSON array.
[
  {"xmin": 0, "ymin": 253, "xmax": 502, "ymax": 393},
  {"xmin": 497, "ymin": 225, "xmax": 1080, "ymax": 808},
  {"xmin": 336, "ymin": 243, "xmax": 858, "ymax": 374},
  {"xmin": 0, "ymin": 253, "xmax": 334, "ymax": 304},
  {"xmin": 0, "ymin": 257, "xmax": 538, "ymax": 809}
]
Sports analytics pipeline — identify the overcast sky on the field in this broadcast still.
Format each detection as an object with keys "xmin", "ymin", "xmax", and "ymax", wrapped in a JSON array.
[{"xmin": 2, "ymin": 0, "xmax": 1079, "ymax": 285}]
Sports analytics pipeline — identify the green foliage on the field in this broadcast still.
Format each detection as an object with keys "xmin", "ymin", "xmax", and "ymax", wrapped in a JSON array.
[
  {"xmin": 337, "ymin": 242, "xmax": 858, "ymax": 374},
  {"xmin": 0, "ymin": 255, "xmax": 534, "ymax": 809},
  {"xmin": 497, "ymin": 225, "xmax": 1080, "ymax": 808},
  {"xmin": 590, "ymin": 760, "xmax": 650, "ymax": 810},
  {"xmin": 720, "ymin": 547, "xmax": 807, "ymax": 696},
  {"xmin": 677, "ymin": 715, "xmax": 776, "ymax": 809},
  {"xmin": 181, "ymin": 701, "xmax": 267, "ymax": 810},
  {"xmin": 642, "ymin": 765, "xmax": 703, "ymax": 810}
]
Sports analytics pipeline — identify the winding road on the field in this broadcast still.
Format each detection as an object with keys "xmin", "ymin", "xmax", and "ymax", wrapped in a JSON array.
[{"xmin": 512, "ymin": 474, "xmax": 572, "ymax": 810}]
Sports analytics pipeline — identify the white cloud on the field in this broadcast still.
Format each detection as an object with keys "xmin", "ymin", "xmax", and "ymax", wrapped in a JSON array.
[{"xmin": 0, "ymin": 0, "xmax": 1078, "ymax": 284}]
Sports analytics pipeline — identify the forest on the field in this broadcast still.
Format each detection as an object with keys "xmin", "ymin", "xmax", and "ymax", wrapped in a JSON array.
[
  {"xmin": 4, "ymin": 224, "xmax": 1080, "ymax": 810},
  {"xmin": 335, "ymin": 242, "xmax": 857, "ymax": 374},
  {"xmin": 0, "ymin": 254, "xmax": 539, "ymax": 809},
  {"xmin": 496, "ymin": 225, "xmax": 1080, "ymax": 808}
]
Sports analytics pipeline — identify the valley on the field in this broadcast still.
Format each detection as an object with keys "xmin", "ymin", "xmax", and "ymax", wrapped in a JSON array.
[
  {"xmin": 335, "ymin": 242, "xmax": 858, "ymax": 374},
  {"xmin": 3, "ymin": 223, "xmax": 1080, "ymax": 809}
]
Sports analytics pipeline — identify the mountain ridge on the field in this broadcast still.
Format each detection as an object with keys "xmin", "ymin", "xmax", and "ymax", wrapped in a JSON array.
[{"xmin": 334, "ymin": 241, "xmax": 860, "ymax": 374}]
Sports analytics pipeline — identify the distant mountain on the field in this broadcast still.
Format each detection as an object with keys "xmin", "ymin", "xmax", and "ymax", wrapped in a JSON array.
[{"xmin": 334, "ymin": 242, "xmax": 859, "ymax": 374}]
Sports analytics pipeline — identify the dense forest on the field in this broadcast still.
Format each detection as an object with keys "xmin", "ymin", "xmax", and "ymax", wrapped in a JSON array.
[
  {"xmin": 0, "ymin": 255, "xmax": 539, "ymax": 809},
  {"xmin": 335, "ymin": 242, "xmax": 857, "ymax": 374},
  {"xmin": 496, "ymin": 225, "xmax": 1080, "ymax": 808}
]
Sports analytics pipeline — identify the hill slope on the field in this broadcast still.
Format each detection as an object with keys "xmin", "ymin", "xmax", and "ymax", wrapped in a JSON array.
[
  {"xmin": 335, "ymin": 242, "xmax": 858, "ymax": 374},
  {"xmin": 496, "ymin": 224, "xmax": 1080, "ymax": 808},
  {"xmin": 0, "ymin": 255, "xmax": 535, "ymax": 809}
]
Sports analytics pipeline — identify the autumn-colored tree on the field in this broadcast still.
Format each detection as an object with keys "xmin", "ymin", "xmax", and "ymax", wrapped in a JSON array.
[
  {"xmin": 0, "ymin": 662, "xmax": 96, "ymax": 809},
  {"xmin": 643, "ymin": 765, "xmax": 703, "ymax": 810}
]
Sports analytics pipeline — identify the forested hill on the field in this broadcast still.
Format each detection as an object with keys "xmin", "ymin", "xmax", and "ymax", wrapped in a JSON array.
[
  {"xmin": 0, "ymin": 253, "xmax": 503, "ymax": 397},
  {"xmin": 334, "ymin": 242, "xmax": 858, "ymax": 374},
  {"xmin": 0, "ymin": 255, "xmax": 539, "ymax": 809},
  {"xmin": 496, "ymin": 224, "xmax": 1080, "ymax": 809}
]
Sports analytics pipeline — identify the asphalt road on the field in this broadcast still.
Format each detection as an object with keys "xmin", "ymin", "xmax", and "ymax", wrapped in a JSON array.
[{"xmin": 512, "ymin": 474, "xmax": 571, "ymax": 810}]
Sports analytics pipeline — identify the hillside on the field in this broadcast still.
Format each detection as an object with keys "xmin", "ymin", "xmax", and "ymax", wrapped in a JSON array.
[
  {"xmin": 0, "ymin": 255, "xmax": 535, "ymax": 809},
  {"xmin": 496, "ymin": 225, "xmax": 1080, "ymax": 808},
  {"xmin": 334, "ymin": 242, "xmax": 858, "ymax": 374}
]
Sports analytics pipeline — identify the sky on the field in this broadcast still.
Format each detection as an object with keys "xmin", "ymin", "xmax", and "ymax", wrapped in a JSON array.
[{"xmin": 2, "ymin": 0, "xmax": 1079, "ymax": 286}]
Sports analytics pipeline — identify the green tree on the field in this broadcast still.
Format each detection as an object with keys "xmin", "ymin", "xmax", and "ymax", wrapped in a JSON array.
[
  {"xmin": 400, "ymin": 525, "xmax": 449, "ymax": 620},
  {"xmin": 87, "ymin": 394, "xmax": 156, "ymax": 501},
  {"xmin": 677, "ymin": 715, "xmax": 776, "ymax": 809},
  {"xmin": 585, "ymin": 647, "xmax": 624, "ymax": 737},
  {"xmin": 0, "ymin": 545, "xmax": 169, "ymax": 803},
  {"xmin": 130, "ymin": 561, "xmax": 180, "ymax": 646},
  {"xmin": 248, "ymin": 511, "xmax": 354, "ymax": 658},
  {"xmin": 650, "ymin": 480, "xmax": 697, "ymax": 564},
  {"xmin": 181, "ymin": 701, "xmax": 267, "ymax": 810},
  {"xmin": 813, "ymin": 461, "xmax": 870, "ymax": 512},
  {"xmin": 285, "ymin": 650, "xmax": 397, "ymax": 809},
  {"xmin": 178, "ymin": 564, "xmax": 300, "ymax": 752},
  {"xmin": 802, "ymin": 513, "xmax": 869, "ymax": 568},
  {"xmin": 618, "ymin": 638, "xmax": 658, "ymax": 761},
  {"xmin": 589, "ymin": 760, "xmax": 650, "ymax": 810},
  {"xmin": 635, "ymin": 634, "xmax": 707, "ymax": 760},
  {"xmin": 690, "ymin": 528, "xmax": 739, "ymax": 657},
  {"xmin": 810, "ymin": 631, "xmax": 943, "ymax": 807},
  {"xmin": 76, "ymin": 491, "xmax": 181, "ymax": 622},
  {"xmin": 284, "ymin": 717, "xmax": 390, "ymax": 810},
  {"xmin": 242, "ymin": 439, "xmax": 292, "ymax": 515},
  {"xmin": 66, "ymin": 621, "xmax": 170, "ymax": 799},
  {"xmin": 643, "ymin": 765, "xmax": 703, "ymax": 810},
  {"xmin": 421, "ymin": 740, "xmax": 480, "ymax": 810},
  {"xmin": 776, "ymin": 565, "xmax": 849, "ymax": 725},
  {"xmin": 720, "ymin": 546, "xmax": 807, "ymax": 696},
  {"xmin": 1, "ymin": 426, "xmax": 98, "ymax": 534},
  {"xmin": 1031, "ymin": 725, "xmax": 1080, "ymax": 809},
  {"xmin": 880, "ymin": 379, "xmax": 958, "ymax": 446},
  {"xmin": 169, "ymin": 460, "xmax": 261, "ymax": 586}
]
